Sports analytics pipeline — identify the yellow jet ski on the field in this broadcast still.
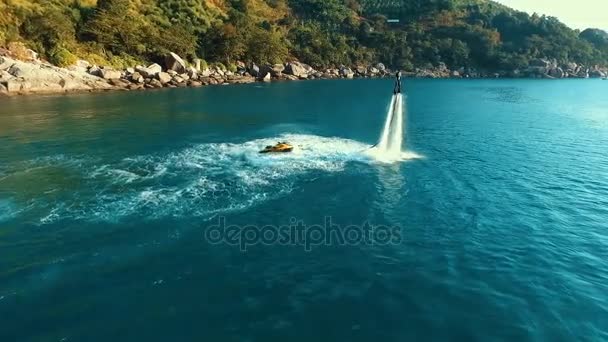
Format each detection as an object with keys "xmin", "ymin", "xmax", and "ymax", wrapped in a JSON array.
[{"xmin": 259, "ymin": 142, "xmax": 294, "ymax": 154}]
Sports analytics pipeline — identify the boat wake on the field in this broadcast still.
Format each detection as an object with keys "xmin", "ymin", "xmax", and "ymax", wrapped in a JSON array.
[{"xmin": 1, "ymin": 134, "xmax": 374, "ymax": 224}]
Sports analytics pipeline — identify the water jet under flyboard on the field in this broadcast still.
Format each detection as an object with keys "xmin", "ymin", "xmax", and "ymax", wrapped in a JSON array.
[{"xmin": 366, "ymin": 92, "xmax": 422, "ymax": 163}]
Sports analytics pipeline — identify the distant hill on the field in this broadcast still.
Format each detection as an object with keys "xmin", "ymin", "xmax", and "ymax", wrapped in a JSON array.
[{"xmin": 0, "ymin": 0, "xmax": 607, "ymax": 71}]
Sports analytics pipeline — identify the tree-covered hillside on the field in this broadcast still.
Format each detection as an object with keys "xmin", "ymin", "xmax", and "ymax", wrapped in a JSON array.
[{"xmin": 1, "ymin": 0, "xmax": 607, "ymax": 71}]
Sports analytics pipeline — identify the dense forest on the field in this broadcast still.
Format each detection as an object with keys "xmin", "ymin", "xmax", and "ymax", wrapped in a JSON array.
[{"xmin": 1, "ymin": 0, "xmax": 607, "ymax": 71}]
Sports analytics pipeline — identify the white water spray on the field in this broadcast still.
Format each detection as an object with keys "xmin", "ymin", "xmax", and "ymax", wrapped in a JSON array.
[
  {"xmin": 367, "ymin": 93, "xmax": 421, "ymax": 163},
  {"xmin": 377, "ymin": 94, "xmax": 405, "ymax": 156}
]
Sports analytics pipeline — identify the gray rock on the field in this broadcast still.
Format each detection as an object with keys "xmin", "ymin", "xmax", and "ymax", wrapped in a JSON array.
[
  {"xmin": 249, "ymin": 63, "xmax": 260, "ymax": 77},
  {"xmin": 138, "ymin": 66, "xmax": 160, "ymax": 78},
  {"xmin": 376, "ymin": 63, "xmax": 386, "ymax": 71},
  {"xmin": 566, "ymin": 62, "xmax": 578, "ymax": 71},
  {"xmin": 268, "ymin": 63, "xmax": 285, "ymax": 77},
  {"xmin": 109, "ymin": 78, "xmax": 130, "ymax": 87},
  {"xmin": 173, "ymin": 76, "xmax": 185, "ymax": 84},
  {"xmin": 6, "ymin": 80, "xmax": 25, "ymax": 92},
  {"xmin": 590, "ymin": 69, "xmax": 606, "ymax": 78},
  {"xmin": 100, "ymin": 69, "xmax": 122, "ymax": 80},
  {"xmin": 284, "ymin": 62, "xmax": 308, "ymax": 77},
  {"xmin": 149, "ymin": 78, "xmax": 163, "ymax": 88},
  {"xmin": 147, "ymin": 63, "xmax": 163, "ymax": 75},
  {"xmin": 167, "ymin": 70, "xmax": 178, "ymax": 76},
  {"xmin": 156, "ymin": 72, "xmax": 172, "ymax": 84},
  {"xmin": 451, "ymin": 70, "xmax": 461, "ymax": 78},
  {"xmin": 200, "ymin": 68, "xmax": 211, "ymax": 77},
  {"xmin": 368, "ymin": 66, "xmax": 379, "ymax": 75},
  {"xmin": 340, "ymin": 67, "xmax": 354, "ymax": 78},
  {"xmin": 130, "ymin": 72, "xmax": 144, "ymax": 83},
  {"xmin": 125, "ymin": 67, "xmax": 135, "ymax": 74},
  {"xmin": 165, "ymin": 52, "xmax": 187, "ymax": 73},
  {"xmin": 186, "ymin": 66, "xmax": 198, "ymax": 79},
  {"xmin": 262, "ymin": 72, "xmax": 271, "ymax": 82},
  {"xmin": 214, "ymin": 68, "xmax": 225, "ymax": 77},
  {"xmin": 89, "ymin": 65, "xmax": 102, "ymax": 77},
  {"xmin": 0, "ymin": 83, "xmax": 7, "ymax": 95},
  {"xmin": 548, "ymin": 67, "xmax": 564, "ymax": 78}
]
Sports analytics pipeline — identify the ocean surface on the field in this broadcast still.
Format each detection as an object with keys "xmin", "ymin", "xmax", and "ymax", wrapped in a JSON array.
[{"xmin": 1, "ymin": 79, "xmax": 607, "ymax": 341}]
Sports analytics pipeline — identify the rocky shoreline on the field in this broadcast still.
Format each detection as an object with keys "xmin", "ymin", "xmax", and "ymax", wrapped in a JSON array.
[{"xmin": 1, "ymin": 50, "xmax": 607, "ymax": 97}]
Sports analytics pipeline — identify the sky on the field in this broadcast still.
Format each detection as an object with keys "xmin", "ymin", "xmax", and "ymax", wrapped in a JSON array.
[{"xmin": 495, "ymin": 0, "xmax": 608, "ymax": 31}]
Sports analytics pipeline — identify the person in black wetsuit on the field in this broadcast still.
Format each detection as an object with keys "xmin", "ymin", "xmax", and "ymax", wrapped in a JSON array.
[{"xmin": 393, "ymin": 71, "xmax": 402, "ymax": 94}]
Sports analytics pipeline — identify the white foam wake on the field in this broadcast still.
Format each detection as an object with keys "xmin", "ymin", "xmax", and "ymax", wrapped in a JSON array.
[{"xmin": 23, "ymin": 134, "xmax": 372, "ymax": 223}]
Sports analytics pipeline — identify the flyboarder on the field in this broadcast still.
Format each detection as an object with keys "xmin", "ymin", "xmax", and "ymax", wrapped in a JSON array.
[{"xmin": 393, "ymin": 71, "xmax": 402, "ymax": 94}]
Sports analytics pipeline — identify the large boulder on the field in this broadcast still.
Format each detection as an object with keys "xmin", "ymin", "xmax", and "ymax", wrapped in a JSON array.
[
  {"xmin": 88, "ymin": 65, "xmax": 102, "ymax": 77},
  {"xmin": 249, "ymin": 63, "xmax": 260, "ymax": 77},
  {"xmin": 135, "ymin": 64, "xmax": 160, "ymax": 78},
  {"xmin": 148, "ymin": 63, "xmax": 162, "ymax": 73},
  {"xmin": 165, "ymin": 52, "xmax": 187, "ymax": 73},
  {"xmin": 376, "ymin": 63, "xmax": 386, "ymax": 71},
  {"xmin": 156, "ymin": 72, "xmax": 172, "ymax": 84},
  {"xmin": 200, "ymin": 68, "xmax": 211, "ymax": 77},
  {"xmin": 590, "ymin": 69, "xmax": 606, "ymax": 78},
  {"xmin": 130, "ymin": 72, "xmax": 145, "ymax": 84},
  {"xmin": 261, "ymin": 63, "xmax": 285, "ymax": 77},
  {"xmin": 6, "ymin": 79, "xmax": 26, "ymax": 92},
  {"xmin": 148, "ymin": 78, "xmax": 163, "ymax": 88},
  {"xmin": 548, "ymin": 67, "xmax": 564, "ymax": 78},
  {"xmin": 339, "ymin": 67, "xmax": 355, "ymax": 79},
  {"xmin": 100, "ymin": 69, "xmax": 122, "ymax": 80},
  {"xmin": 284, "ymin": 62, "xmax": 308, "ymax": 77}
]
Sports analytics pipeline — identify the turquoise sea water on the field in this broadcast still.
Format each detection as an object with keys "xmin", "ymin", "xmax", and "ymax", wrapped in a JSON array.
[{"xmin": 1, "ymin": 79, "xmax": 608, "ymax": 341}]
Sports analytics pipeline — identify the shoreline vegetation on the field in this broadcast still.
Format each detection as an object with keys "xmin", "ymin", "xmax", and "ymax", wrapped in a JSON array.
[{"xmin": 1, "ymin": 0, "xmax": 608, "ymax": 96}]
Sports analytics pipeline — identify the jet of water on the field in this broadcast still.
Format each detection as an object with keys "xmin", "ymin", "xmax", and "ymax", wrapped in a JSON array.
[{"xmin": 377, "ymin": 94, "xmax": 404, "ymax": 156}]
